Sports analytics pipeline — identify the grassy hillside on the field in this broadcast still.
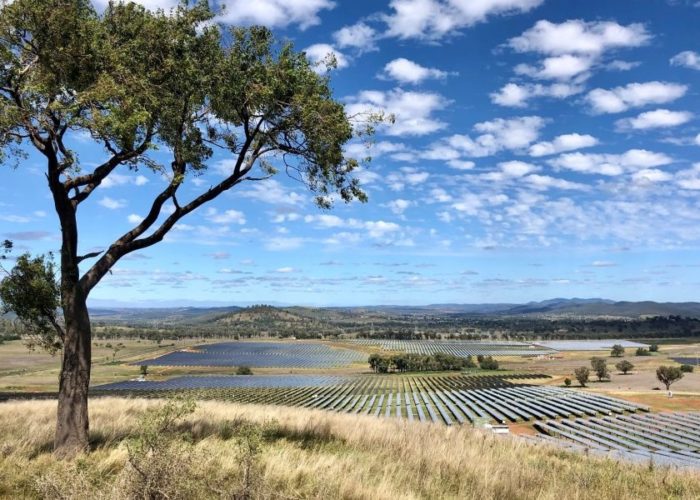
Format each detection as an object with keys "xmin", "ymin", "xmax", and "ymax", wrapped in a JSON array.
[{"xmin": 1, "ymin": 398, "xmax": 699, "ymax": 499}]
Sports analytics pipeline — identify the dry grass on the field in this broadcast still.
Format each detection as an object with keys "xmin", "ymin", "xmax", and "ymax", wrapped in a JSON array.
[{"xmin": 1, "ymin": 398, "xmax": 700, "ymax": 499}]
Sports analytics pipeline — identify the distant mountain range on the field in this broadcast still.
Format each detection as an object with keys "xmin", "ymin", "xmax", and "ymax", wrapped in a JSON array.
[{"xmin": 84, "ymin": 298, "xmax": 700, "ymax": 323}]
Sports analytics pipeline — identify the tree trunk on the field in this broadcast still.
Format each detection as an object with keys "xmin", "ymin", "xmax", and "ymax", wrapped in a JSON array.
[{"xmin": 53, "ymin": 282, "xmax": 92, "ymax": 457}]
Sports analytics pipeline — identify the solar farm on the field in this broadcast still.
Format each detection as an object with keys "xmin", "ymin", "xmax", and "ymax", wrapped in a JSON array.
[
  {"xmin": 344, "ymin": 339, "xmax": 556, "ymax": 356},
  {"xmin": 85, "ymin": 338, "xmax": 700, "ymax": 468},
  {"xmin": 133, "ymin": 341, "xmax": 366, "ymax": 368}
]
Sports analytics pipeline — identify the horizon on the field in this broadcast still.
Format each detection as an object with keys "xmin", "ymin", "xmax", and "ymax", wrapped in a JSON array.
[{"xmin": 2, "ymin": 0, "xmax": 700, "ymax": 306}]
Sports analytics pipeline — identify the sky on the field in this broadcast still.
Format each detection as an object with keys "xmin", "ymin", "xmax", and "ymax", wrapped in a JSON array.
[{"xmin": 1, "ymin": 0, "xmax": 700, "ymax": 307}]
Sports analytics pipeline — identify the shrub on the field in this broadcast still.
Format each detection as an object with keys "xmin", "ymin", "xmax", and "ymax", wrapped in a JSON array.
[
  {"xmin": 236, "ymin": 366, "xmax": 253, "ymax": 375},
  {"xmin": 610, "ymin": 344, "xmax": 625, "ymax": 357},
  {"xmin": 478, "ymin": 356, "xmax": 499, "ymax": 370},
  {"xmin": 140, "ymin": 365, "xmax": 149, "ymax": 377},
  {"xmin": 616, "ymin": 360, "xmax": 634, "ymax": 375},
  {"xmin": 636, "ymin": 347, "xmax": 650, "ymax": 356},
  {"xmin": 649, "ymin": 344, "xmax": 659, "ymax": 352},
  {"xmin": 574, "ymin": 367, "xmax": 590, "ymax": 387},
  {"xmin": 564, "ymin": 378, "xmax": 571, "ymax": 387},
  {"xmin": 680, "ymin": 364, "xmax": 694, "ymax": 373}
]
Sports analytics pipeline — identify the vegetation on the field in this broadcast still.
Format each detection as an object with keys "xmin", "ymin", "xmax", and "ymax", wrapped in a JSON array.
[
  {"xmin": 564, "ymin": 377, "xmax": 571, "ymax": 387},
  {"xmin": 236, "ymin": 366, "xmax": 253, "ymax": 375},
  {"xmin": 0, "ymin": 0, "xmax": 373, "ymax": 456},
  {"xmin": 590, "ymin": 358, "xmax": 609, "ymax": 381},
  {"xmin": 574, "ymin": 367, "xmax": 590, "ymax": 387},
  {"xmin": 679, "ymin": 364, "xmax": 694, "ymax": 373},
  {"xmin": 2, "ymin": 398, "xmax": 700, "ymax": 499},
  {"xmin": 656, "ymin": 366, "xmax": 684, "ymax": 391},
  {"xmin": 615, "ymin": 360, "xmax": 634, "ymax": 375},
  {"xmin": 368, "ymin": 353, "xmax": 476, "ymax": 373},
  {"xmin": 649, "ymin": 343, "xmax": 659, "ymax": 352},
  {"xmin": 139, "ymin": 365, "xmax": 148, "ymax": 377},
  {"xmin": 610, "ymin": 344, "xmax": 625, "ymax": 357},
  {"xmin": 478, "ymin": 356, "xmax": 499, "ymax": 370},
  {"xmin": 636, "ymin": 347, "xmax": 651, "ymax": 356}
]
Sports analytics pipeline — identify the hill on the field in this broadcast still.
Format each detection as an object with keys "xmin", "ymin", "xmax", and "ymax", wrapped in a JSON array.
[{"xmin": 1, "ymin": 398, "xmax": 698, "ymax": 499}]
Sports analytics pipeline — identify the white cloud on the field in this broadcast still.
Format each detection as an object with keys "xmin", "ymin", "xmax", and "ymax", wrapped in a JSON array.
[
  {"xmin": 515, "ymin": 54, "xmax": 593, "ymax": 80},
  {"xmin": 383, "ymin": 0, "xmax": 544, "ymax": 40},
  {"xmin": 676, "ymin": 164, "xmax": 700, "ymax": 190},
  {"xmin": 216, "ymin": 0, "xmax": 335, "ymax": 30},
  {"xmin": 670, "ymin": 50, "xmax": 700, "ymax": 70},
  {"xmin": 523, "ymin": 174, "xmax": 587, "ymax": 190},
  {"xmin": 239, "ymin": 179, "xmax": 304, "ymax": 206},
  {"xmin": 386, "ymin": 198, "xmax": 412, "ymax": 214},
  {"xmin": 446, "ymin": 116, "xmax": 545, "ymax": 157},
  {"xmin": 0, "ymin": 214, "xmax": 30, "ymax": 223},
  {"xmin": 586, "ymin": 82, "xmax": 688, "ymax": 114},
  {"xmin": 607, "ymin": 60, "xmax": 640, "ymax": 71},
  {"xmin": 696, "ymin": 133, "xmax": 700, "ymax": 146},
  {"xmin": 275, "ymin": 267, "xmax": 295, "ymax": 273},
  {"xmin": 381, "ymin": 58, "xmax": 450, "ymax": 84},
  {"xmin": 529, "ymin": 133, "xmax": 598, "ymax": 157},
  {"xmin": 507, "ymin": 20, "xmax": 651, "ymax": 55},
  {"xmin": 303, "ymin": 214, "xmax": 345, "ymax": 228},
  {"xmin": 33, "ymin": 210, "xmax": 47, "ymax": 217},
  {"xmin": 98, "ymin": 196, "xmax": 126, "ymax": 209},
  {"xmin": 632, "ymin": 169, "xmax": 673, "ymax": 184},
  {"xmin": 490, "ymin": 82, "xmax": 583, "ymax": 107},
  {"xmin": 345, "ymin": 89, "xmax": 448, "ymax": 136},
  {"xmin": 591, "ymin": 260, "xmax": 616, "ymax": 268},
  {"xmin": 333, "ymin": 22, "xmax": 377, "ymax": 51},
  {"xmin": 387, "ymin": 167, "xmax": 429, "ymax": 190},
  {"xmin": 205, "ymin": 208, "xmax": 246, "ymax": 225},
  {"xmin": 100, "ymin": 173, "xmax": 149, "ymax": 188},
  {"xmin": 482, "ymin": 160, "xmax": 539, "ymax": 181},
  {"xmin": 549, "ymin": 149, "xmax": 673, "ymax": 176},
  {"xmin": 304, "ymin": 44, "xmax": 349, "ymax": 72},
  {"xmin": 615, "ymin": 109, "xmax": 693, "ymax": 130},
  {"xmin": 364, "ymin": 220, "xmax": 401, "ymax": 238},
  {"xmin": 127, "ymin": 214, "xmax": 144, "ymax": 224}
]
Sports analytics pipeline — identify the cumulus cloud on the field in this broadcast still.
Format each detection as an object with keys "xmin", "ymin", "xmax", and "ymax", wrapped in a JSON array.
[
  {"xmin": 100, "ymin": 173, "xmax": 149, "ymax": 188},
  {"xmin": 381, "ymin": 58, "xmax": 450, "ymax": 84},
  {"xmin": 482, "ymin": 160, "xmax": 539, "ymax": 181},
  {"xmin": 446, "ymin": 116, "xmax": 546, "ymax": 157},
  {"xmin": 216, "ymin": 0, "xmax": 335, "ymax": 30},
  {"xmin": 529, "ymin": 133, "xmax": 599, "ymax": 157},
  {"xmin": 383, "ymin": 0, "xmax": 544, "ymax": 40},
  {"xmin": 98, "ymin": 196, "xmax": 126, "ymax": 209},
  {"xmin": 127, "ymin": 214, "xmax": 144, "ymax": 224},
  {"xmin": 333, "ymin": 22, "xmax": 377, "ymax": 51},
  {"xmin": 205, "ymin": 208, "xmax": 246, "ymax": 225},
  {"xmin": 514, "ymin": 54, "xmax": 594, "ymax": 80},
  {"xmin": 615, "ymin": 109, "xmax": 693, "ymax": 130},
  {"xmin": 490, "ymin": 82, "xmax": 583, "ymax": 107},
  {"xmin": 345, "ymin": 89, "xmax": 449, "ymax": 136},
  {"xmin": 670, "ymin": 50, "xmax": 700, "ymax": 70},
  {"xmin": 549, "ymin": 149, "xmax": 673, "ymax": 176},
  {"xmin": 387, "ymin": 167, "xmax": 430, "ymax": 190},
  {"xmin": 676, "ymin": 163, "xmax": 700, "ymax": 190},
  {"xmin": 586, "ymin": 81, "xmax": 688, "ymax": 114},
  {"xmin": 523, "ymin": 174, "xmax": 587, "ymax": 190},
  {"xmin": 631, "ymin": 169, "xmax": 673, "ymax": 184},
  {"xmin": 507, "ymin": 19, "xmax": 651, "ymax": 55},
  {"xmin": 304, "ymin": 44, "xmax": 349, "ymax": 72},
  {"xmin": 386, "ymin": 199, "xmax": 413, "ymax": 214},
  {"xmin": 239, "ymin": 179, "xmax": 304, "ymax": 206}
]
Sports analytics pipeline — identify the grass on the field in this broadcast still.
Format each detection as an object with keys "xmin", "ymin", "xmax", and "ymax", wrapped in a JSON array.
[{"xmin": 1, "ymin": 398, "xmax": 700, "ymax": 499}]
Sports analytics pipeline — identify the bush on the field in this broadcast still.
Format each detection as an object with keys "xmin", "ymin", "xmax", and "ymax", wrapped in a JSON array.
[
  {"xmin": 680, "ymin": 364, "xmax": 694, "ymax": 373},
  {"xmin": 616, "ymin": 360, "xmax": 634, "ymax": 375},
  {"xmin": 649, "ymin": 344, "xmax": 659, "ymax": 352},
  {"xmin": 236, "ymin": 366, "xmax": 253, "ymax": 375},
  {"xmin": 574, "ymin": 367, "xmax": 590, "ymax": 387},
  {"xmin": 564, "ymin": 378, "xmax": 571, "ymax": 387},
  {"xmin": 636, "ymin": 347, "xmax": 651, "ymax": 356},
  {"xmin": 140, "ymin": 365, "xmax": 149, "ymax": 377},
  {"xmin": 478, "ymin": 356, "xmax": 499, "ymax": 370},
  {"xmin": 610, "ymin": 344, "xmax": 625, "ymax": 357}
]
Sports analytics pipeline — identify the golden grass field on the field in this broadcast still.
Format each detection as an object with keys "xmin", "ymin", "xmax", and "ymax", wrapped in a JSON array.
[{"xmin": 2, "ymin": 398, "xmax": 700, "ymax": 500}]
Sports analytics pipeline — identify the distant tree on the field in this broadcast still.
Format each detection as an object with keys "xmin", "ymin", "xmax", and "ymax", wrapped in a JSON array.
[
  {"xmin": 479, "ymin": 356, "xmax": 499, "ymax": 370},
  {"xmin": 140, "ymin": 365, "xmax": 149, "ymax": 377},
  {"xmin": 649, "ymin": 344, "xmax": 659, "ymax": 353},
  {"xmin": 680, "ymin": 364, "xmax": 694, "ymax": 373},
  {"xmin": 636, "ymin": 348, "xmax": 651, "ymax": 356},
  {"xmin": 610, "ymin": 344, "xmax": 625, "ymax": 357},
  {"xmin": 656, "ymin": 366, "xmax": 684, "ymax": 391},
  {"xmin": 564, "ymin": 377, "xmax": 571, "ymax": 387},
  {"xmin": 574, "ymin": 367, "xmax": 590, "ymax": 387},
  {"xmin": 236, "ymin": 366, "xmax": 253, "ymax": 375},
  {"xmin": 590, "ymin": 357, "xmax": 609, "ymax": 381},
  {"xmin": 616, "ymin": 360, "xmax": 634, "ymax": 375},
  {"xmin": 0, "ymin": 0, "xmax": 377, "ymax": 457},
  {"xmin": 368, "ymin": 354, "xmax": 382, "ymax": 373}
]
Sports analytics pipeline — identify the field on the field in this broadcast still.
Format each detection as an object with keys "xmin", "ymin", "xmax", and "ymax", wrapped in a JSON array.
[{"xmin": 2, "ymin": 398, "xmax": 700, "ymax": 499}]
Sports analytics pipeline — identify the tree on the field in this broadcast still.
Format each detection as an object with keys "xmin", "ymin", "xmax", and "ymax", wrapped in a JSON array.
[
  {"xmin": 656, "ymin": 366, "xmax": 684, "ymax": 391},
  {"xmin": 0, "ymin": 1, "xmax": 375, "ymax": 457},
  {"xmin": 610, "ymin": 344, "xmax": 625, "ymax": 357},
  {"xmin": 590, "ymin": 357, "xmax": 609, "ymax": 381},
  {"xmin": 615, "ymin": 360, "xmax": 634, "ymax": 375},
  {"xmin": 139, "ymin": 365, "xmax": 149, "ymax": 377},
  {"xmin": 636, "ymin": 347, "xmax": 650, "ymax": 356},
  {"xmin": 236, "ymin": 365, "xmax": 253, "ymax": 375},
  {"xmin": 564, "ymin": 377, "xmax": 571, "ymax": 387},
  {"xmin": 679, "ymin": 364, "xmax": 694, "ymax": 373},
  {"xmin": 574, "ymin": 367, "xmax": 590, "ymax": 387},
  {"xmin": 478, "ymin": 356, "xmax": 499, "ymax": 370},
  {"xmin": 649, "ymin": 344, "xmax": 659, "ymax": 353}
]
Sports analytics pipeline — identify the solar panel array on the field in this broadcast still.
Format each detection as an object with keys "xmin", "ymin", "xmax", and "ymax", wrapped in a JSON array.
[
  {"xmin": 93, "ymin": 373, "xmax": 649, "ymax": 427},
  {"xmin": 133, "ymin": 341, "xmax": 366, "ymax": 368},
  {"xmin": 535, "ymin": 412, "xmax": 700, "ymax": 468},
  {"xmin": 345, "ymin": 339, "xmax": 555, "ymax": 356}
]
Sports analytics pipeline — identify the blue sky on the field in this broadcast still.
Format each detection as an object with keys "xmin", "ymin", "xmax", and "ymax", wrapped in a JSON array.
[{"xmin": 1, "ymin": 0, "xmax": 700, "ymax": 307}]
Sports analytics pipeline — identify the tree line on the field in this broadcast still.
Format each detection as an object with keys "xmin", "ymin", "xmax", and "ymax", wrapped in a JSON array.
[{"xmin": 368, "ymin": 353, "xmax": 499, "ymax": 373}]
